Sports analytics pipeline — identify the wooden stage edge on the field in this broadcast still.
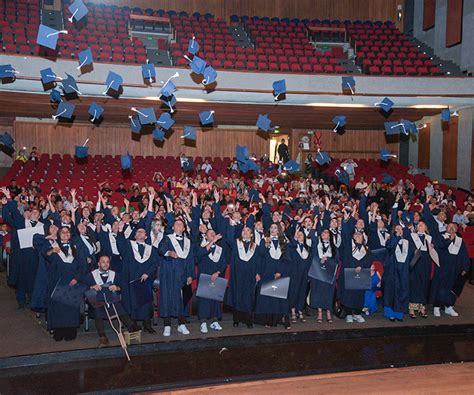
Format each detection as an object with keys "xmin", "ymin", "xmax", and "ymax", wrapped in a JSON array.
[{"xmin": 160, "ymin": 362, "xmax": 474, "ymax": 394}]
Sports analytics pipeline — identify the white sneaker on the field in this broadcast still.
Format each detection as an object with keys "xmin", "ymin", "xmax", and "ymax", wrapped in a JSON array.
[
  {"xmin": 210, "ymin": 321, "xmax": 223, "ymax": 331},
  {"xmin": 200, "ymin": 322, "xmax": 208, "ymax": 334},
  {"xmin": 433, "ymin": 307, "xmax": 441, "ymax": 317},
  {"xmin": 163, "ymin": 326, "xmax": 171, "ymax": 337},
  {"xmin": 345, "ymin": 315, "xmax": 354, "ymax": 323},
  {"xmin": 445, "ymin": 306, "xmax": 459, "ymax": 317},
  {"xmin": 178, "ymin": 324, "xmax": 190, "ymax": 335},
  {"xmin": 353, "ymin": 314, "xmax": 366, "ymax": 323}
]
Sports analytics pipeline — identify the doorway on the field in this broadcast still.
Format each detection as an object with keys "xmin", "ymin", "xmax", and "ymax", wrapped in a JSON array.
[{"xmin": 269, "ymin": 134, "xmax": 289, "ymax": 163}]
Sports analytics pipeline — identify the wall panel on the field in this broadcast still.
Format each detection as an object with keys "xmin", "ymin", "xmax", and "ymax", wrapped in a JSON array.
[
  {"xmin": 417, "ymin": 123, "xmax": 431, "ymax": 168},
  {"xmin": 442, "ymin": 117, "xmax": 458, "ymax": 179},
  {"xmin": 423, "ymin": 0, "xmax": 436, "ymax": 30},
  {"xmin": 446, "ymin": 0, "xmax": 463, "ymax": 47}
]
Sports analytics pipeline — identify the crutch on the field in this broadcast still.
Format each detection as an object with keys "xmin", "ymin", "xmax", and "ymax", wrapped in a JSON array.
[{"xmin": 103, "ymin": 294, "xmax": 130, "ymax": 361}]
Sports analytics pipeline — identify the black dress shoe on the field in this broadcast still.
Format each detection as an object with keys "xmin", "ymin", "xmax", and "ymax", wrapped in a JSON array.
[
  {"xmin": 233, "ymin": 322, "xmax": 239, "ymax": 328},
  {"xmin": 144, "ymin": 326, "xmax": 156, "ymax": 334},
  {"xmin": 389, "ymin": 317, "xmax": 395, "ymax": 322},
  {"xmin": 246, "ymin": 323, "xmax": 253, "ymax": 328}
]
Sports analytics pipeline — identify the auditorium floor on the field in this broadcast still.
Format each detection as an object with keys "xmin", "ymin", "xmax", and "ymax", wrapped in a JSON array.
[{"xmin": 1, "ymin": 272, "xmax": 474, "ymax": 359}]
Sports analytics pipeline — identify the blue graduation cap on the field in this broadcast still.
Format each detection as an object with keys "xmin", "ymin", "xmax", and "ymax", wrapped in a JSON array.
[
  {"xmin": 341, "ymin": 76, "xmax": 355, "ymax": 94},
  {"xmin": 0, "ymin": 64, "xmax": 19, "ymax": 81},
  {"xmin": 239, "ymin": 159, "xmax": 259, "ymax": 173},
  {"xmin": 156, "ymin": 112, "xmax": 175, "ymax": 130},
  {"xmin": 332, "ymin": 115, "xmax": 347, "ymax": 131},
  {"xmin": 160, "ymin": 72, "xmax": 179, "ymax": 97},
  {"xmin": 103, "ymin": 71, "xmax": 123, "ymax": 95},
  {"xmin": 335, "ymin": 168, "xmax": 350, "ymax": 185},
  {"xmin": 380, "ymin": 148, "xmax": 397, "ymax": 162},
  {"xmin": 202, "ymin": 65, "xmax": 217, "ymax": 85},
  {"xmin": 181, "ymin": 156, "xmax": 194, "ymax": 171},
  {"xmin": 77, "ymin": 47, "xmax": 93, "ymax": 70},
  {"xmin": 315, "ymin": 151, "xmax": 331, "ymax": 165},
  {"xmin": 62, "ymin": 73, "xmax": 81, "ymax": 95},
  {"xmin": 36, "ymin": 24, "xmax": 68, "ymax": 50},
  {"xmin": 40, "ymin": 67, "xmax": 60, "ymax": 85},
  {"xmin": 441, "ymin": 109, "xmax": 451, "ymax": 122},
  {"xmin": 375, "ymin": 97, "xmax": 394, "ymax": 113},
  {"xmin": 182, "ymin": 125, "xmax": 197, "ymax": 140},
  {"xmin": 382, "ymin": 173, "xmax": 395, "ymax": 184},
  {"xmin": 52, "ymin": 102, "xmax": 75, "ymax": 120},
  {"xmin": 121, "ymin": 153, "xmax": 132, "ymax": 170},
  {"xmin": 75, "ymin": 145, "xmax": 89, "ymax": 159},
  {"xmin": 256, "ymin": 114, "xmax": 273, "ymax": 132},
  {"xmin": 188, "ymin": 36, "xmax": 199, "ymax": 55},
  {"xmin": 152, "ymin": 127, "xmax": 165, "ymax": 142},
  {"xmin": 401, "ymin": 211, "xmax": 414, "ymax": 225},
  {"xmin": 199, "ymin": 110, "xmax": 215, "ymax": 125},
  {"xmin": 68, "ymin": 0, "xmax": 88, "ymax": 23},
  {"xmin": 384, "ymin": 121, "xmax": 406, "ymax": 135},
  {"xmin": 129, "ymin": 115, "xmax": 141, "ymax": 134},
  {"xmin": 236, "ymin": 145, "xmax": 249, "ymax": 162},
  {"xmin": 160, "ymin": 94, "xmax": 177, "ymax": 113},
  {"xmin": 88, "ymin": 102, "xmax": 104, "ymax": 123},
  {"xmin": 0, "ymin": 132, "xmax": 14, "ymax": 148},
  {"xmin": 189, "ymin": 55, "xmax": 207, "ymax": 74},
  {"xmin": 272, "ymin": 79, "xmax": 286, "ymax": 101},
  {"xmin": 50, "ymin": 89, "xmax": 62, "ymax": 103},
  {"xmin": 141, "ymin": 63, "xmax": 156, "ymax": 83},
  {"xmin": 131, "ymin": 107, "xmax": 157, "ymax": 125},
  {"xmin": 283, "ymin": 160, "xmax": 300, "ymax": 174}
]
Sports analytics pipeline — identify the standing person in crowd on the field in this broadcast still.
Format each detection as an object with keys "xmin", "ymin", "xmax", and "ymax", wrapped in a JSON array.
[{"xmin": 277, "ymin": 139, "xmax": 290, "ymax": 164}]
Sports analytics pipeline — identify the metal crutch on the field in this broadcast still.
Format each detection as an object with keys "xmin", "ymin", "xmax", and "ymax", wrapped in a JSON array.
[{"xmin": 103, "ymin": 294, "xmax": 130, "ymax": 361}]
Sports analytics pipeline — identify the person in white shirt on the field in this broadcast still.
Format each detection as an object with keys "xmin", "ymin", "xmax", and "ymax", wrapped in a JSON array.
[
  {"xmin": 201, "ymin": 160, "xmax": 213, "ymax": 174},
  {"xmin": 355, "ymin": 176, "xmax": 368, "ymax": 191}
]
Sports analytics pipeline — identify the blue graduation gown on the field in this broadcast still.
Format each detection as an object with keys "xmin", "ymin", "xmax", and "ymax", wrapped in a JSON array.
[
  {"xmin": 287, "ymin": 240, "xmax": 311, "ymax": 311},
  {"xmin": 157, "ymin": 235, "xmax": 195, "ymax": 318},
  {"xmin": 310, "ymin": 240, "xmax": 339, "ymax": 311},
  {"xmin": 30, "ymin": 234, "xmax": 55, "ymax": 312},
  {"xmin": 97, "ymin": 230, "xmax": 123, "ymax": 272},
  {"xmin": 408, "ymin": 233, "xmax": 433, "ymax": 304}
]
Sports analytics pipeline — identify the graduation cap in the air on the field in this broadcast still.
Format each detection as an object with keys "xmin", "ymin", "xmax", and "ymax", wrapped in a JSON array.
[
  {"xmin": 50, "ymin": 282, "xmax": 88, "ymax": 307},
  {"xmin": 374, "ymin": 97, "xmax": 394, "ymax": 113},
  {"xmin": 103, "ymin": 71, "xmax": 123, "ymax": 97},
  {"xmin": 75, "ymin": 139, "xmax": 89, "ymax": 159},
  {"xmin": 0, "ymin": 64, "xmax": 19, "ymax": 84},
  {"xmin": 77, "ymin": 47, "xmax": 93, "ymax": 73},
  {"xmin": 121, "ymin": 153, "xmax": 132, "ymax": 171},
  {"xmin": 441, "ymin": 109, "xmax": 451, "ymax": 122},
  {"xmin": 335, "ymin": 168, "xmax": 350, "ymax": 185},
  {"xmin": 187, "ymin": 55, "xmax": 207, "ymax": 75},
  {"xmin": 283, "ymin": 160, "xmax": 300, "ymax": 174},
  {"xmin": 332, "ymin": 115, "xmax": 347, "ymax": 132},
  {"xmin": 0, "ymin": 132, "xmax": 14, "ymax": 149},
  {"xmin": 256, "ymin": 114, "xmax": 273, "ymax": 132},
  {"xmin": 341, "ymin": 76, "xmax": 355, "ymax": 95},
  {"xmin": 382, "ymin": 173, "xmax": 395, "ymax": 184},
  {"xmin": 152, "ymin": 127, "xmax": 165, "ymax": 142},
  {"xmin": 239, "ymin": 159, "xmax": 259, "ymax": 173},
  {"xmin": 199, "ymin": 110, "xmax": 215, "ymax": 126},
  {"xmin": 88, "ymin": 102, "xmax": 104, "ymax": 123},
  {"xmin": 131, "ymin": 107, "xmax": 157, "ymax": 125},
  {"xmin": 129, "ymin": 115, "xmax": 142, "ymax": 134},
  {"xmin": 181, "ymin": 156, "xmax": 194, "ymax": 171},
  {"xmin": 141, "ymin": 62, "xmax": 156, "ymax": 84},
  {"xmin": 380, "ymin": 148, "xmax": 397, "ymax": 162},
  {"xmin": 315, "ymin": 151, "xmax": 331, "ymax": 165},
  {"xmin": 401, "ymin": 211, "xmax": 414, "ymax": 225},
  {"xmin": 68, "ymin": 0, "xmax": 88, "ymax": 23},
  {"xmin": 236, "ymin": 145, "xmax": 249, "ymax": 163},
  {"xmin": 384, "ymin": 121, "xmax": 407, "ymax": 135},
  {"xmin": 202, "ymin": 65, "xmax": 217, "ymax": 85},
  {"xmin": 272, "ymin": 79, "xmax": 286, "ymax": 101},
  {"xmin": 61, "ymin": 73, "xmax": 81, "ymax": 97},
  {"xmin": 156, "ymin": 112, "xmax": 175, "ymax": 130},
  {"xmin": 50, "ymin": 89, "xmax": 62, "ymax": 103},
  {"xmin": 36, "ymin": 24, "xmax": 68, "ymax": 50},
  {"xmin": 52, "ymin": 102, "xmax": 75, "ymax": 120},
  {"xmin": 40, "ymin": 67, "xmax": 61, "ymax": 90},
  {"xmin": 160, "ymin": 94, "xmax": 177, "ymax": 113},
  {"xmin": 160, "ymin": 72, "xmax": 179, "ymax": 97},
  {"xmin": 188, "ymin": 36, "xmax": 199, "ymax": 55},
  {"xmin": 182, "ymin": 125, "xmax": 197, "ymax": 140}
]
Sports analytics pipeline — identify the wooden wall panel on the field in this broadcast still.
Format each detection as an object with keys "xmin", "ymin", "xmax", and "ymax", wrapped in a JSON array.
[
  {"xmin": 12, "ymin": 121, "xmax": 269, "ymax": 159},
  {"xmin": 423, "ymin": 0, "xmax": 436, "ymax": 30},
  {"xmin": 442, "ymin": 117, "xmax": 458, "ymax": 179},
  {"xmin": 417, "ymin": 123, "xmax": 431, "ymax": 168},
  {"xmin": 446, "ymin": 0, "xmax": 463, "ymax": 47},
  {"xmin": 291, "ymin": 129, "xmax": 400, "ymax": 161}
]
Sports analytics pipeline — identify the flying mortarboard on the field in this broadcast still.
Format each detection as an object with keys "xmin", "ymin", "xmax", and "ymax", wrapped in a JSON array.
[
  {"xmin": 236, "ymin": 145, "xmax": 249, "ymax": 163},
  {"xmin": 50, "ymin": 89, "xmax": 62, "ymax": 103},
  {"xmin": 199, "ymin": 110, "xmax": 215, "ymax": 126},
  {"xmin": 103, "ymin": 71, "xmax": 123, "ymax": 97},
  {"xmin": 77, "ymin": 47, "xmax": 93, "ymax": 72},
  {"xmin": 374, "ymin": 97, "xmax": 394, "ymax": 113},
  {"xmin": 68, "ymin": 0, "xmax": 88, "ymax": 23},
  {"xmin": 131, "ymin": 107, "xmax": 157, "ymax": 125},
  {"xmin": 160, "ymin": 72, "xmax": 179, "ymax": 97},
  {"xmin": 187, "ymin": 55, "xmax": 207, "ymax": 74},
  {"xmin": 341, "ymin": 76, "xmax": 355, "ymax": 95},
  {"xmin": 283, "ymin": 160, "xmax": 300, "ymax": 174},
  {"xmin": 0, "ymin": 132, "xmax": 14, "ymax": 148},
  {"xmin": 0, "ymin": 64, "xmax": 19, "ymax": 83},
  {"xmin": 384, "ymin": 121, "xmax": 406, "ymax": 135},
  {"xmin": 188, "ymin": 36, "xmax": 199, "ymax": 55},
  {"xmin": 128, "ymin": 115, "xmax": 141, "ymax": 134},
  {"xmin": 182, "ymin": 125, "xmax": 197, "ymax": 140},
  {"xmin": 156, "ymin": 112, "xmax": 175, "ymax": 130},
  {"xmin": 202, "ymin": 65, "xmax": 217, "ymax": 85},
  {"xmin": 75, "ymin": 139, "xmax": 89, "ymax": 159},
  {"xmin": 36, "ymin": 24, "xmax": 68, "ymax": 50},
  {"xmin": 441, "ymin": 109, "xmax": 451, "ymax": 122},
  {"xmin": 181, "ymin": 156, "xmax": 194, "ymax": 171},
  {"xmin": 239, "ymin": 159, "xmax": 259, "ymax": 173},
  {"xmin": 52, "ymin": 102, "xmax": 75, "ymax": 120},
  {"xmin": 335, "ymin": 168, "xmax": 350, "ymax": 185},
  {"xmin": 152, "ymin": 127, "xmax": 165, "ymax": 142},
  {"xmin": 402, "ymin": 211, "xmax": 414, "ymax": 225},
  {"xmin": 272, "ymin": 79, "xmax": 286, "ymax": 101},
  {"xmin": 256, "ymin": 114, "xmax": 273, "ymax": 132},
  {"xmin": 141, "ymin": 62, "xmax": 156, "ymax": 84},
  {"xmin": 382, "ymin": 173, "xmax": 395, "ymax": 184},
  {"xmin": 380, "ymin": 148, "xmax": 397, "ymax": 162},
  {"xmin": 315, "ymin": 151, "xmax": 331, "ymax": 165},
  {"xmin": 40, "ymin": 67, "xmax": 61, "ymax": 87},
  {"xmin": 121, "ymin": 153, "xmax": 133, "ymax": 171},
  {"xmin": 88, "ymin": 102, "xmax": 104, "ymax": 123},
  {"xmin": 61, "ymin": 73, "xmax": 82, "ymax": 96},
  {"xmin": 160, "ymin": 94, "xmax": 177, "ymax": 113},
  {"xmin": 332, "ymin": 115, "xmax": 347, "ymax": 132}
]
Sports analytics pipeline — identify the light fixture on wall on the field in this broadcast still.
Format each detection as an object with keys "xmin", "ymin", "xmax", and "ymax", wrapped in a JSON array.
[{"xmin": 397, "ymin": 5, "xmax": 403, "ymax": 22}]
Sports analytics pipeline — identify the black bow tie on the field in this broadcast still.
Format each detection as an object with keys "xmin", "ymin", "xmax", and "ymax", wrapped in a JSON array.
[
  {"xmin": 100, "ymin": 271, "xmax": 109, "ymax": 276},
  {"xmin": 174, "ymin": 235, "xmax": 183, "ymax": 240},
  {"xmin": 30, "ymin": 221, "xmax": 38, "ymax": 226},
  {"xmin": 62, "ymin": 243, "xmax": 70, "ymax": 248}
]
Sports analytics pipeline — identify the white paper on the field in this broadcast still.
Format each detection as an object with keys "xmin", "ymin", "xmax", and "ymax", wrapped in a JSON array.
[{"xmin": 18, "ymin": 227, "xmax": 44, "ymax": 249}]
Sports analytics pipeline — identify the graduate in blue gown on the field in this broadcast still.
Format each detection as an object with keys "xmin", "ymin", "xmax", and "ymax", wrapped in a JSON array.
[
  {"xmin": 96, "ymin": 221, "xmax": 123, "ymax": 272},
  {"xmin": 72, "ymin": 220, "xmax": 99, "ymax": 273},
  {"xmin": 363, "ymin": 264, "xmax": 382, "ymax": 315},
  {"xmin": 383, "ymin": 224, "xmax": 412, "ymax": 321},
  {"xmin": 196, "ymin": 229, "xmax": 227, "ymax": 333}
]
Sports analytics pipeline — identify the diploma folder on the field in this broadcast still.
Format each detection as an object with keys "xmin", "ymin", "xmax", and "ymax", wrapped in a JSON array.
[
  {"xmin": 308, "ymin": 257, "xmax": 338, "ymax": 284},
  {"xmin": 344, "ymin": 268, "xmax": 371, "ymax": 290},
  {"xmin": 129, "ymin": 278, "xmax": 153, "ymax": 309},
  {"xmin": 260, "ymin": 277, "xmax": 290, "ymax": 299},
  {"xmin": 51, "ymin": 281, "xmax": 88, "ymax": 307},
  {"xmin": 85, "ymin": 283, "xmax": 121, "ymax": 308},
  {"xmin": 196, "ymin": 273, "xmax": 228, "ymax": 302}
]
